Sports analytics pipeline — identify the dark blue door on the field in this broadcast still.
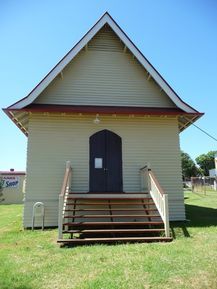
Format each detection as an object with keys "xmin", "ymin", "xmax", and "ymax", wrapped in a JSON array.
[{"xmin": 89, "ymin": 130, "xmax": 123, "ymax": 192}]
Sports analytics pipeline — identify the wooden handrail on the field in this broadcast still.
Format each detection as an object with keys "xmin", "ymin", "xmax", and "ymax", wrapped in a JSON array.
[
  {"xmin": 60, "ymin": 167, "xmax": 71, "ymax": 197},
  {"xmin": 140, "ymin": 165, "xmax": 170, "ymax": 237},
  {"xmin": 148, "ymin": 170, "xmax": 165, "ymax": 196},
  {"xmin": 58, "ymin": 161, "xmax": 72, "ymax": 239}
]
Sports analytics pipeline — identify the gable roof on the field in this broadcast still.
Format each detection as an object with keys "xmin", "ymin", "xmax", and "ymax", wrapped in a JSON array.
[
  {"xmin": 8, "ymin": 12, "xmax": 199, "ymax": 113},
  {"xmin": 3, "ymin": 12, "xmax": 203, "ymax": 135}
]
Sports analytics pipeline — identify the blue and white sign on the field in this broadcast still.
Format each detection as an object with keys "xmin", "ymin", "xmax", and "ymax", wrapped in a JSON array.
[{"xmin": 1, "ymin": 176, "xmax": 20, "ymax": 188}]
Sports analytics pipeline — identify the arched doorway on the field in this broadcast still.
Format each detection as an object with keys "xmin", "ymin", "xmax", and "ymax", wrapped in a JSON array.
[{"xmin": 89, "ymin": 129, "xmax": 123, "ymax": 192}]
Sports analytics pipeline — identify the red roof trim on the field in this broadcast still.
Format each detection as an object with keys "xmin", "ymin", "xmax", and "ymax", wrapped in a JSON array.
[
  {"xmin": 7, "ymin": 104, "xmax": 204, "ymax": 116},
  {"xmin": 3, "ymin": 104, "xmax": 204, "ymax": 137}
]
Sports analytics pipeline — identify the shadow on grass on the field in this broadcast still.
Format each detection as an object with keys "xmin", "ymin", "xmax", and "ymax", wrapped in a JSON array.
[
  {"xmin": 185, "ymin": 204, "xmax": 217, "ymax": 227},
  {"xmin": 170, "ymin": 222, "xmax": 190, "ymax": 239},
  {"xmin": 170, "ymin": 203, "xmax": 217, "ymax": 239}
]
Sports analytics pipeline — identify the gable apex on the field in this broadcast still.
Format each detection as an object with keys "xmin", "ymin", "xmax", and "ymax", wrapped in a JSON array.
[{"xmin": 8, "ymin": 12, "xmax": 199, "ymax": 114}]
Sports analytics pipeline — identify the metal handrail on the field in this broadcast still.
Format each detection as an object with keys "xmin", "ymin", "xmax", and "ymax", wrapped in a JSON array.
[{"xmin": 140, "ymin": 165, "xmax": 148, "ymax": 171}]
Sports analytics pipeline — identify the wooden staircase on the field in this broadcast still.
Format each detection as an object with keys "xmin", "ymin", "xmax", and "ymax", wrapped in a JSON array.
[
  {"xmin": 57, "ymin": 193, "xmax": 172, "ymax": 245},
  {"xmin": 57, "ymin": 162, "xmax": 172, "ymax": 245}
]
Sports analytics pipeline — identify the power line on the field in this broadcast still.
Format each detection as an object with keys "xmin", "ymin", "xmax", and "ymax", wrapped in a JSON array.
[
  {"xmin": 182, "ymin": 116, "xmax": 217, "ymax": 142},
  {"xmin": 191, "ymin": 123, "xmax": 217, "ymax": 142}
]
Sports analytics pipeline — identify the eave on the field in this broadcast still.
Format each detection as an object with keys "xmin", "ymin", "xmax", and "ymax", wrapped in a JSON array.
[
  {"xmin": 3, "ymin": 104, "xmax": 204, "ymax": 136},
  {"xmin": 3, "ymin": 109, "xmax": 29, "ymax": 136}
]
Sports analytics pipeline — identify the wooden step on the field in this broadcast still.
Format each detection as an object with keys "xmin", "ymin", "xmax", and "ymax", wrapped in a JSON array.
[
  {"xmin": 66, "ymin": 197, "xmax": 152, "ymax": 200},
  {"xmin": 63, "ymin": 228, "xmax": 165, "ymax": 234},
  {"xmin": 63, "ymin": 214, "xmax": 160, "ymax": 218},
  {"xmin": 68, "ymin": 192, "xmax": 149, "ymax": 195},
  {"xmin": 63, "ymin": 221, "xmax": 163, "ymax": 226},
  {"xmin": 65, "ymin": 202, "xmax": 155, "ymax": 206},
  {"xmin": 57, "ymin": 236, "xmax": 172, "ymax": 244},
  {"xmin": 65, "ymin": 208, "xmax": 158, "ymax": 212}
]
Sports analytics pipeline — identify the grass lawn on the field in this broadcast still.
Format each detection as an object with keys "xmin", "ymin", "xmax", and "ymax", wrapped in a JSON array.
[{"xmin": 0, "ymin": 191, "xmax": 217, "ymax": 289}]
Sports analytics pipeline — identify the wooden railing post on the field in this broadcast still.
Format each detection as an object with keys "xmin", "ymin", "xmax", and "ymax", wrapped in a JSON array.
[
  {"xmin": 58, "ymin": 161, "xmax": 72, "ymax": 240},
  {"xmin": 140, "ymin": 164, "xmax": 150, "ymax": 193},
  {"xmin": 58, "ymin": 195, "xmax": 64, "ymax": 239},
  {"xmin": 163, "ymin": 194, "xmax": 170, "ymax": 237},
  {"xmin": 145, "ymin": 167, "xmax": 170, "ymax": 238},
  {"xmin": 140, "ymin": 169, "xmax": 145, "ymax": 192},
  {"xmin": 66, "ymin": 160, "xmax": 71, "ymax": 170},
  {"xmin": 147, "ymin": 167, "xmax": 151, "ymax": 193}
]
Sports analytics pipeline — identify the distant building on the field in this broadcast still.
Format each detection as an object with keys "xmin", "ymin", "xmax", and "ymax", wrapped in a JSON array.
[
  {"xmin": 0, "ymin": 169, "xmax": 25, "ymax": 204},
  {"xmin": 209, "ymin": 153, "xmax": 217, "ymax": 177}
]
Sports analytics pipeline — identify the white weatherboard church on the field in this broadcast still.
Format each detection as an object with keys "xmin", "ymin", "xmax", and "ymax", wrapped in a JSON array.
[{"xmin": 4, "ymin": 13, "xmax": 203, "ymax": 244}]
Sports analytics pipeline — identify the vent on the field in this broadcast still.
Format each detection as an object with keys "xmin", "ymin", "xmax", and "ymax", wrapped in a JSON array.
[{"xmin": 88, "ymin": 25, "xmax": 125, "ymax": 52}]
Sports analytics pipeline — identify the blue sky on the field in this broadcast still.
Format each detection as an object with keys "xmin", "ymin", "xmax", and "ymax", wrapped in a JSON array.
[{"xmin": 1, "ymin": 0, "xmax": 216, "ymax": 170}]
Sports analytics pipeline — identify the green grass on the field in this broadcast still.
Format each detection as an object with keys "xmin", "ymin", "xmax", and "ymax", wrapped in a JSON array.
[{"xmin": 0, "ymin": 191, "xmax": 217, "ymax": 289}]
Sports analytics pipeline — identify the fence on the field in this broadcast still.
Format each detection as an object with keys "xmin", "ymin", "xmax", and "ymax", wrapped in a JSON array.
[{"xmin": 190, "ymin": 177, "xmax": 217, "ymax": 193}]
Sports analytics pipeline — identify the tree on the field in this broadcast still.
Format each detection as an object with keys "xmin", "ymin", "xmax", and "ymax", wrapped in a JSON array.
[
  {"xmin": 196, "ymin": 151, "xmax": 217, "ymax": 176},
  {"xmin": 181, "ymin": 151, "xmax": 198, "ymax": 179}
]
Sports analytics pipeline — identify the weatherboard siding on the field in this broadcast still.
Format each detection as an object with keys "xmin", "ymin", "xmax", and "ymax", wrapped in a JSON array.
[
  {"xmin": 35, "ymin": 26, "xmax": 175, "ymax": 108},
  {"xmin": 23, "ymin": 113, "xmax": 184, "ymax": 227}
]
